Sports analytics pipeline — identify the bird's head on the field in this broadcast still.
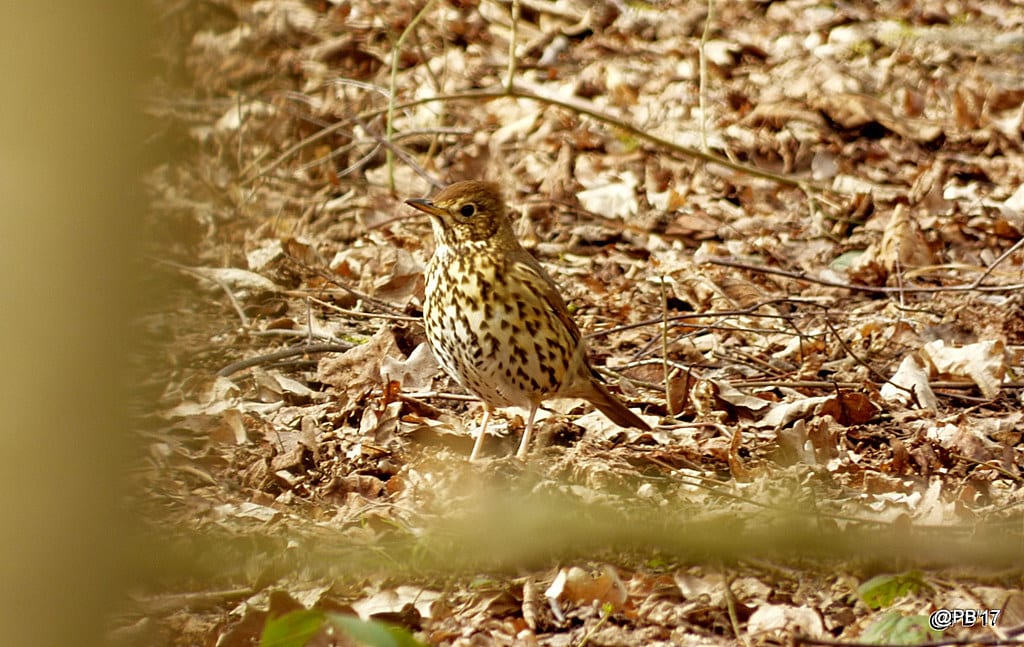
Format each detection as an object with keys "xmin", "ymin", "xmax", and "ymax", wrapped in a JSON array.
[{"xmin": 405, "ymin": 180, "xmax": 512, "ymax": 247}]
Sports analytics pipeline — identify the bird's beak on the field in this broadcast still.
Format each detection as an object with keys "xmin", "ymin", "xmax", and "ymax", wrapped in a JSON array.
[{"xmin": 405, "ymin": 198, "xmax": 447, "ymax": 218}]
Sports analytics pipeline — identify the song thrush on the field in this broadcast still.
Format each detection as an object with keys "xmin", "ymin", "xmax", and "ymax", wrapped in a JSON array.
[{"xmin": 406, "ymin": 180, "xmax": 650, "ymax": 460}]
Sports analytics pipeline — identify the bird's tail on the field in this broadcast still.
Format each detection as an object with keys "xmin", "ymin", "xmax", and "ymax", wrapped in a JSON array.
[{"xmin": 586, "ymin": 380, "xmax": 651, "ymax": 431}]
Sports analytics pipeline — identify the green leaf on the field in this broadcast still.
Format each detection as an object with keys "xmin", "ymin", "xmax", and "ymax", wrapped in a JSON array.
[
  {"xmin": 259, "ymin": 609, "xmax": 326, "ymax": 647},
  {"xmin": 861, "ymin": 611, "xmax": 941, "ymax": 645},
  {"xmin": 260, "ymin": 611, "xmax": 426, "ymax": 647},
  {"xmin": 830, "ymin": 250, "xmax": 864, "ymax": 271},
  {"xmin": 328, "ymin": 614, "xmax": 426, "ymax": 647},
  {"xmin": 857, "ymin": 572, "xmax": 928, "ymax": 610}
]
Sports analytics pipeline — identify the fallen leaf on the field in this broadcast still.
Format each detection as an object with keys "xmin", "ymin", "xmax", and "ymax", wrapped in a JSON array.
[
  {"xmin": 881, "ymin": 355, "xmax": 938, "ymax": 410},
  {"xmin": 921, "ymin": 339, "xmax": 1005, "ymax": 399}
]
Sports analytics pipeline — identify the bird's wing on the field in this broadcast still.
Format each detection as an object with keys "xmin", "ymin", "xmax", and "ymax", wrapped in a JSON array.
[{"xmin": 509, "ymin": 250, "xmax": 583, "ymax": 348}]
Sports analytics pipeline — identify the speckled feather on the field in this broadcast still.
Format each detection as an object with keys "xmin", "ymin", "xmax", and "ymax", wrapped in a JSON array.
[{"xmin": 407, "ymin": 180, "xmax": 649, "ymax": 459}]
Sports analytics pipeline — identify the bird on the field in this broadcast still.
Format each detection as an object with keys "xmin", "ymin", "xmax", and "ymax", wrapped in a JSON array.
[{"xmin": 405, "ymin": 180, "xmax": 650, "ymax": 460}]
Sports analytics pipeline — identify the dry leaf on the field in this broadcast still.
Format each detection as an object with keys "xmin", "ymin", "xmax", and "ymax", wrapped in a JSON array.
[
  {"xmin": 747, "ymin": 603, "xmax": 826, "ymax": 638},
  {"xmin": 350, "ymin": 586, "xmax": 440, "ymax": 621},
  {"xmin": 577, "ymin": 173, "xmax": 640, "ymax": 219},
  {"xmin": 881, "ymin": 355, "xmax": 939, "ymax": 410},
  {"xmin": 921, "ymin": 339, "xmax": 1005, "ymax": 399},
  {"xmin": 546, "ymin": 565, "xmax": 628, "ymax": 616},
  {"xmin": 850, "ymin": 205, "xmax": 936, "ymax": 284}
]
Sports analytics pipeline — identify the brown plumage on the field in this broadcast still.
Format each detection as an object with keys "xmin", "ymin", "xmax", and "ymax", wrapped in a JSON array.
[{"xmin": 406, "ymin": 180, "xmax": 650, "ymax": 460}]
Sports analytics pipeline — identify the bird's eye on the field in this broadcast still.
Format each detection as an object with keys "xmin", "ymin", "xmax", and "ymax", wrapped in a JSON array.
[{"xmin": 459, "ymin": 203, "xmax": 477, "ymax": 217}]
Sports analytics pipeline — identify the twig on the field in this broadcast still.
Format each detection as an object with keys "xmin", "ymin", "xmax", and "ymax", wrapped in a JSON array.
[
  {"xmin": 819, "ymin": 313, "xmax": 912, "ymax": 395},
  {"xmin": 304, "ymin": 296, "xmax": 313, "ymax": 345},
  {"xmin": 587, "ymin": 301, "xmax": 803, "ymax": 340},
  {"xmin": 707, "ymin": 256, "xmax": 1024, "ymax": 293},
  {"xmin": 303, "ymin": 295, "xmax": 419, "ymax": 322},
  {"xmin": 248, "ymin": 114, "xmax": 352, "ymax": 182},
  {"xmin": 971, "ymin": 235, "xmax": 1024, "ymax": 287},
  {"xmin": 698, "ymin": 0, "xmax": 714, "ymax": 153},
  {"xmin": 949, "ymin": 452, "xmax": 1024, "ymax": 483},
  {"xmin": 157, "ymin": 259, "xmax": 250, "ymax": 328},
  {"xmin": 659, "ymin": 275, "xmax": 671, "ymax": 415},
  {"xmin": 618, "ymin": 358, "xmax": 697, "ymax": 375},
  {"xmin": 386, "ymin": 0, "xmax": 438, "ymax": 191},
  {"xmin": 293, "ymin": 127, "xmax": 470, "ymax": 178},
  {"xmin": 353, "ymin": 114, "xmax": 443, "ymax": 189},
  {"xmin": 324, "ymin": 141, "xmax": 382, "ymax": 182},
  {"xmin": 721, "ymin": 569, "xmax": 750, "ymax": 647},
  {"xmin": 734, "ymin": 379, "xmax": 1023, "ymax": 390},
  {"xmin": 251, "ymin": 87, "xmax": 825, "ymax": 192},
  {"xmin": 576, "ymin": 602, "xmax": 613, "ymax": 647},
  {"xmin": 399, "ymin": 390, "xmax": 480, "ymax": 403},
  {"xmin": 217, "ymin": 342, "xmax": 353, "ymax": 377},
  {"xmin": 364, "ymin": 210, "xmax": 428, "ymax": 231},
  {"xmin": 507, "ymin": 82, "xmax": 817, "ymax": 190},
  {"xmin": 247, "ymin": 328, "xmax": 343, "ymax": 341},
  {"xmin": 505, "ymin": 0, "xmax": 520, "ymax": 93},
  {"xmin": 291, "ymin": 256, "xmax": 411, "ymax": 317}
]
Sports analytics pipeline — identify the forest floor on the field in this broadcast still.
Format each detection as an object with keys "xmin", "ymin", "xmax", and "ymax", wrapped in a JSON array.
[{"xmin": 125, "ymin": 1, "xmax": 1024, "ymax": 645}]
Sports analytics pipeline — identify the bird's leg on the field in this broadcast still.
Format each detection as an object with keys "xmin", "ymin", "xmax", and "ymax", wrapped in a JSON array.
[
  {"xmin": 515, "ymin": 404, "xmax": 539, "ymax": 460},
  {"xmin": 469, "ymin": 408, "xmax": 493, "ymax": 462}
]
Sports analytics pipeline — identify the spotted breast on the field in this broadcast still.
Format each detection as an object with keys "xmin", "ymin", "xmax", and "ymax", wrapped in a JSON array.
[{"xmin": 407, "ymin": 180, "xmax": 650, "ymax": 460}]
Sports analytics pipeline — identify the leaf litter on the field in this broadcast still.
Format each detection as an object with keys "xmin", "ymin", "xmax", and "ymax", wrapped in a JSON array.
[{"xmin": 130, "ymin": 1, "xmax": 1024, "ymax": 645}]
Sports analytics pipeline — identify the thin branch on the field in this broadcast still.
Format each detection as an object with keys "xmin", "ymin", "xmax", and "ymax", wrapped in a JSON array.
[
  {"xmin": 949, "ymin": 452, "xmax": 1024, "ymax": 483},
  {"xmin": 291, "ymin": 256, "xmax": 412, "ymax": 317},
  {"xmin": 386, "ymin": 0, "xmax": 438, "ymax": 191},
  {"xmin": 302, "ymin": 295, "xmax": 420, "ymax": 322},
  {"xmin": 400, "ymin": 390, "xmax": 481, "ymax": 403},
  {"xmin": 506, "ymin": 0, "xmax": 520, "ymax": 93},
  {"xmin": 217, "ymin": 342, "xmax": 353, "ymax": 377},
  {"xmin": 158, "ymin": 260, "xmax": 250, "ymax": 328},
  {"xmin": 707, "ymin": 256, "xmax": 1024, "ymax": 293},
  {"xmin": 970, "ymin": 235, "xmax": 1024, "ymax": 287},
  {"xmin": 352, "ymin": 115, "xmax": 444, "ymax": 189},
  {"xmin": 293, "ymin": 127, "xmax": 471, "ymax": 178},
  {"xmin": 251, "ymin": 86, "xmax": 827, "ymax": 191},
  {"xmin": 507, "ymin": 82, "xmax": 818, "ymax": 190},
  {"xmin": 587, "ymin": 301, "xmax": 808, "ymax": 340},
  {"xmin": 659, "ymin": 275, "xmax": 671, "ymax": 415},
  {"xmin": 698, "ymin": 0, "xmax": 714, "ymax": 153}
]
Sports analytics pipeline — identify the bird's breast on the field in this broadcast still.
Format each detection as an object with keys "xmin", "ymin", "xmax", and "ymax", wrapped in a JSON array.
[{"xmin": 423, "ymin": 244, "xmax": 580, "ymax": 407}]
